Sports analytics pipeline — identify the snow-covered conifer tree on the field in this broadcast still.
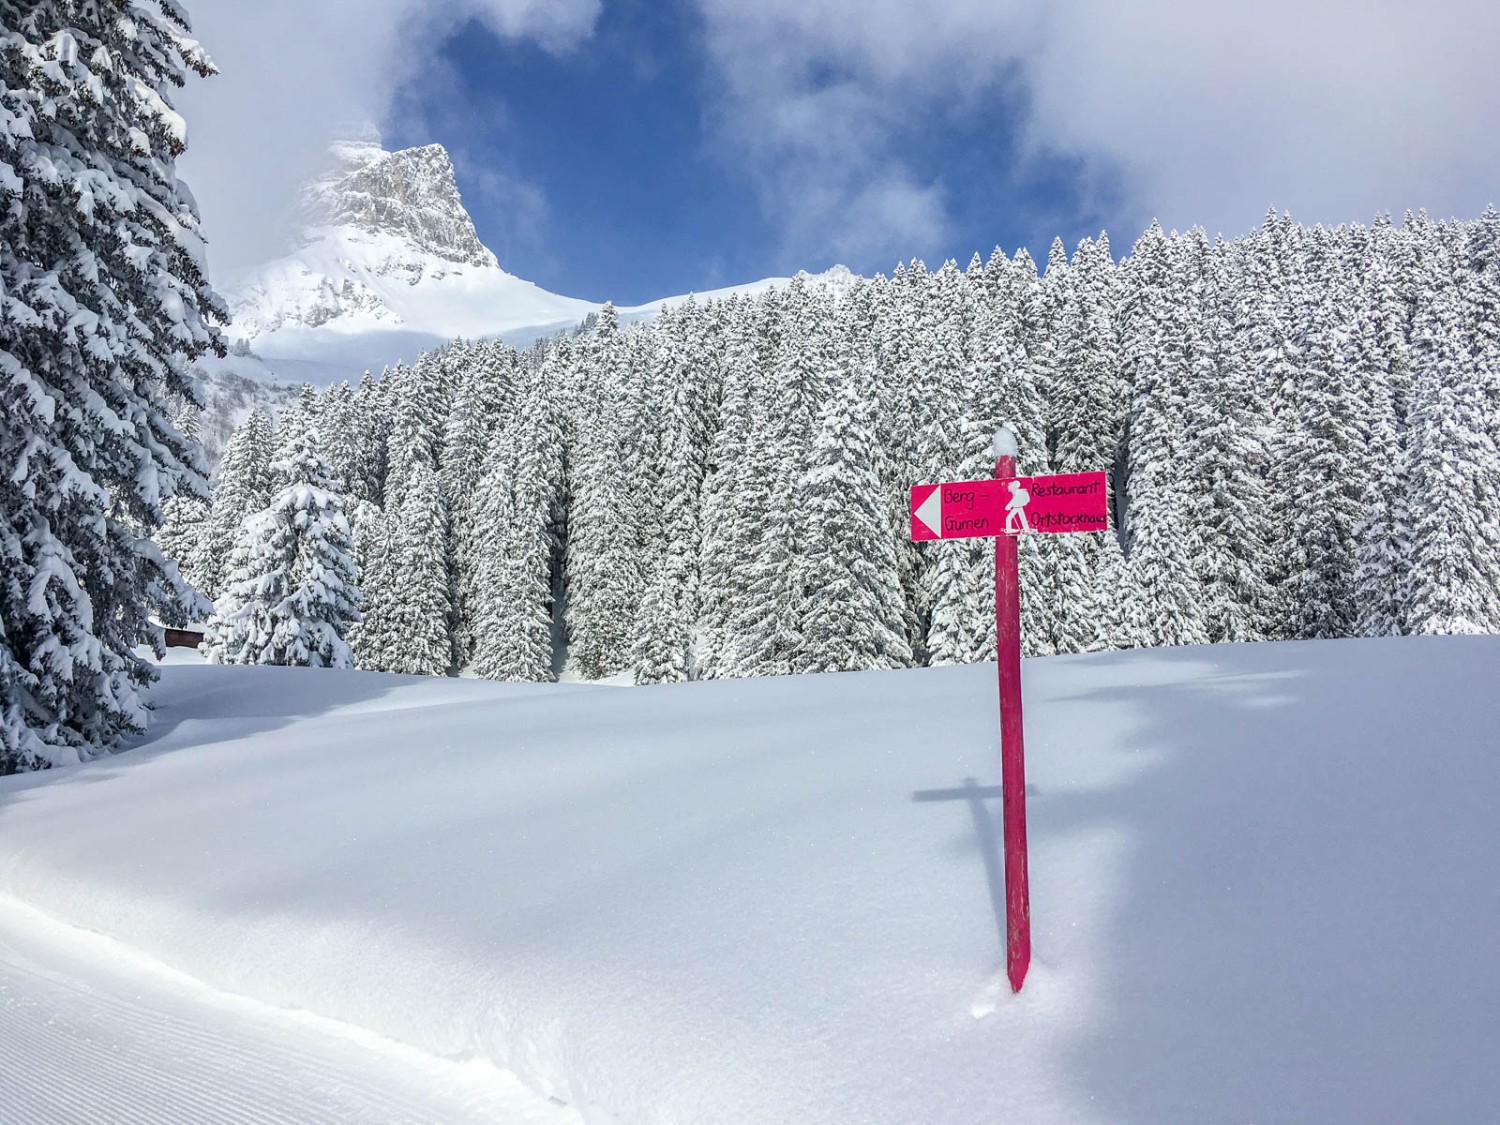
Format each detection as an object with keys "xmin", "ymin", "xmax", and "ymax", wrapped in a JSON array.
[
  {"xmin": 1184, "ymin": 235, "xmax": 1277, "ymax": 642},
  {"xmin": 655, "ymin": 301, "xmax": 719, "ymax": 636},
  {"xmin": 911, "ymin": 262, "xmax": 988, "ymax": 665},
  {"xmin": 379, "ymin": 459, "xmax": 454, "ymax": 676},
  {"xmin": 1350, "ymin": 229, "xmax": 1415, "ymax": 637},
  {"xmin": 273, "ymin": 383, "xmax": 321, "ymax": 460},
  {"xmin": 1401, "ymin": 227, "xmax": 1500, "ymax": 634},
  {"xmin": 202, "ymin": 431, "xmax": 360, "ymax": 667},
  {"xmin": 1116, "ymin": 484, "xmax": 1209, "ymax": 649},
  {"xmin": 562, "ymin": 309, "xmax": 645, "ymax": 679},
  {"xmin": 631, "ymin": 569, "xmax": 688, "ymax": 684},
  {"xmin": 196, "ymin": 409, "xmax": 274, "ymax": 599},
  {"xmin": 1044, "ymin": 235, "xmax": 1127, "ymax": 653},
  {"xmin": 384, "ymin": 356, "xmax": 450, "ymax": 509},
  {"xmin": 695, "ymin": 298, "xmax": 761, "ymax": 678},
  {"xmin": 318, "ymin": 382, "xmax": 362, "ymax": 503},
  {"xmin": 347, "ymin": 371, "xmax": 391, "ymax": 504},
  {"xmin": 1, "ymin": 0, "xmax": 221, "ymax": 768},
  {"xmin": 470, "ymin": 378, "xmax": 561, "ymax": 682},
  {"xmin": 793, "ymin": 368, "xmax": 912, "ymax": 673},
  {"xmin": 157, "ymin": 493, "xmax": 210, "ymax": 594},
  {"xmin": 733, "ymin": 278, "xmax": 832, "ymax": 677},
  {"xmin": 442, "ymin": 345, "xmax": 517, "ymax": 669},
  {"xmin": 345, "ymin": 499, "xmax": 394, "ymax": 670},
  {"xmin": 1286, "ymin": 242, "xmax": 1368, "ymax": 639}
]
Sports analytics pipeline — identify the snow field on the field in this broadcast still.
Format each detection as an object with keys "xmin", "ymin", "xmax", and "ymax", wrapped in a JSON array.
[{"xmin": 2, "ymin": 636, "xmax": 1498, "ymax": 1123}]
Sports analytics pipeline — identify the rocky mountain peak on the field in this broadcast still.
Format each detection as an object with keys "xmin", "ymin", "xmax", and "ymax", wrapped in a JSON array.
[{"xmin": 298, "ymin": 138, "xmax": 496, "ymax": 269}]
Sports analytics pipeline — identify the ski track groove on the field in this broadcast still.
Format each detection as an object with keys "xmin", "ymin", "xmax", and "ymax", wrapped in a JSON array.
[
  {"xmin": 2, "ymin": 951, "xmax": 398, "ymax": 1123},
  {"xmin": 0, "ymin": 897, "xmax": 580, "ymax": 1124}
]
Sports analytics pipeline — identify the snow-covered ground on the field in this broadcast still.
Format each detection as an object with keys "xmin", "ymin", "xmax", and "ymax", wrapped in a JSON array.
[{"xmin": 3, "ymin": 637, "xmax": 1498, "ymax": 1123}]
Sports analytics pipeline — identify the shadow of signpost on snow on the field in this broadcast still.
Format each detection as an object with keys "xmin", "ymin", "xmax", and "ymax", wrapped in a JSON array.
[{"xmin": 912, "ymin": 778, "xmax": 1008, "ymax": 959}]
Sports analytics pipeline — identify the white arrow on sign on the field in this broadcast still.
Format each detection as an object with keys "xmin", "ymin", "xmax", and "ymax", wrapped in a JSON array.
[{"xmin": 913, "ymin": 487, "xmax": 942, "ymax": 537}]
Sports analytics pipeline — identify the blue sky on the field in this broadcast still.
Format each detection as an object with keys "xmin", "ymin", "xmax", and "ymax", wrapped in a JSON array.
[
  {"xmin": 386, "ymin": 3, "xmax": 781, "ymax": 302},
  {"xmin": 383, "ymin": 2, "xmax": 1118, "ymax": 304},
  {"xmin": 179, "ymin": 0, "xmax": 1500, "ymax": 304}
]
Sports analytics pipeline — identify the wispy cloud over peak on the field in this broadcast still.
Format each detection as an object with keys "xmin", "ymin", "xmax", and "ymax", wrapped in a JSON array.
[{"xmin": 174, "ymin": 0, "xmax": 600, "ymax": 277}]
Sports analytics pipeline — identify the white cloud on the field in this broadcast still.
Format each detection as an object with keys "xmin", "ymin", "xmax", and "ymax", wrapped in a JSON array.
[
  {"xmin": 172, "ymin": 0, "xmax": 599, "ymax": 279},
  {"xmin": 695, "ymin": 0, "xmax": 1031, "ymax": 268},
  {"xmin": 1028, "ymin": 1, "xmax": 1500, "ymax": 239},
  {"xmin": 693, "ymin": 0, "xmax": 1500, "ymax": 266}
]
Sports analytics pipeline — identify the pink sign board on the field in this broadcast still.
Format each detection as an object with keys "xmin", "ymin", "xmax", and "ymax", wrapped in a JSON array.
[{"xmin": 910, "ymin": 471, "xmax": 1109, "ymax": 540}]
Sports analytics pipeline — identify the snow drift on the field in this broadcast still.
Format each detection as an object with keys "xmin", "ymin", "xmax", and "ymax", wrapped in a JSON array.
[{"xmin": 1, "ymin": 637, "xmax": 1497, "ymax": 1123}]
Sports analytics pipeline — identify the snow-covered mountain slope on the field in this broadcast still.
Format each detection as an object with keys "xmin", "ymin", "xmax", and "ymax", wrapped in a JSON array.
[
  {"xmin": 218, "ymin": 137, "xmax": 595, "ymax": 378},
  {"xmin": 215, "ymin": 133, "xmax": 854, "ymax": 388},
  {"xmin": 3, "ymin": 637, "xmax": 1498, "ymax": 1123}
]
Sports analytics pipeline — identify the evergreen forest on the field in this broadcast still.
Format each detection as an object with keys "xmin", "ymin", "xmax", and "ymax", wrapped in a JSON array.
[{"xmin": 171, "ymin": 209, "xmax": 1500, "ymax": 684}]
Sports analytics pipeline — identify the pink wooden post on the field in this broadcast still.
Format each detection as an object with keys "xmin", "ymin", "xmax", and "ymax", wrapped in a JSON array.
[{"xmin": 993, "ymin": 426, "xmax": 1031, "ymax": 993}]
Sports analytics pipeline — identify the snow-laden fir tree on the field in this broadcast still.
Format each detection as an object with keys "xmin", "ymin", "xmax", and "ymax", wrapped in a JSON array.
[
  {"xmin": 317, "ymin": 381, "xmax": 363, "ymax": 505},
  {"xmin": 1, "ymin": 0, "xmax": 221, "ymax": 770},
  {"xmin": 345, "ymin": 498, "xmax": 393, "ymax": 670},
  {"xmin": 157, "ymin": 493, "xmax": 210, "ymax": 593},
  {"xmin": 379, "ymin": 458, "xmax": 453, "ymax": 676},
  {"xmin": 157, "ymin": 395, "xmax": 210, "ymax": 591},
  {"xmin": 631, "ymin": 569, "xmax": 688, "ymax": 684},
  {"xmin": 793, "ymin": 367, "xmax": 912, "ymax": 673},
  {"xmin": 632, "ymin": 298, "xmax": 719, "ymax": 680},
  {"xmin": 1244, "ymin": 212, "xmax": 1306, "ymax": 631},
  {"xmin": 1044, "ymin": 234, "xmax": 1126, "ymax": 654},
  {"xmin": 1286, "ymin": 238, "xmax": 1369, "ymax": 639},
  {"xmin": 1115, "ymin": 483, "xmax": 1209, "ymax": 649},
  {"xmin": 384, "ymin": 356, "xmax": 450, "ymax": 510},
  {"xmin": 470, "ymin": 378, "xmax": 561, "ymax": 682},
  {"xmin": 844, "ymin": 277, "xmax": 925, "ymax": 663},
  {"xmin": 557, "ymin": 313, "xmax": 644, "ymax": 679},
  {"xmin": 1350, "ymin": 233, "xmax": 1414, "ymax": 637},
  {"xmin": 273, "ymin": 383, "xmax": 321, "ymax": 460},
  {"xmin": 998, "ymin": 249, "xmax": 1061, "ymax": 657},
  {"xmin": 202, "ymin": 430, "xmax": 360, "ymax": 667},
  {"xmin": 1184, "ymin": 234, "xmax": 1277, "ymax": 642},
  {"xmin": 347, "ymin": 371, "xmax": 391, "ymax": 503},
  {"xmin": 1401, "ymin": 226, "xmax": 1500, "ymax": 634},
  {"xmin": 1085, "ymin": 525, "xmax": 1130, "ymax": 652},
  {"xmin": 911, "ymin": 263, "xmax": 985, "ymax": 665},
  {"xmin": 195, "ymin": 408, "xmax": 274, "ymax": 599},
  {"xmin": 694, "ymin": 298, "xmax": 761, "ymax": 678},
  {"xmin": 734, "ymin": 279, "xmax": 859, "ymax": 677},
  {"xmin": 442, "ymin": 342, "xmax": 517, "ymax": 668},
  {"xmin": 1113, "ymin": 223, "xmax": 1210, "ymax": 647}
]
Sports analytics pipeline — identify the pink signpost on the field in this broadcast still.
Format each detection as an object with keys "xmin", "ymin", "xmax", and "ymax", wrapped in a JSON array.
[{"xmin": 909, "ymin": 433, "xmax": 1110, "ymax": 994}]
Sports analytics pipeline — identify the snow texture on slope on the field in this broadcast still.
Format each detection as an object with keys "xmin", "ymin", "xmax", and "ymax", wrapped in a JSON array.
[
  {"xmin": 0, "ymin": 895, "xmax": 577, "ymax": 1125},
  {"xmin": 2, "ymin": 637, "xmax": 1497, "ymax": 1123}
]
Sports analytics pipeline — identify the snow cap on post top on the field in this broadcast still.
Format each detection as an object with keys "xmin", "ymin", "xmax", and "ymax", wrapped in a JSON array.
[{"xmin": 992, "ymin": 424, "xmax": 1018, "ymax": 460}]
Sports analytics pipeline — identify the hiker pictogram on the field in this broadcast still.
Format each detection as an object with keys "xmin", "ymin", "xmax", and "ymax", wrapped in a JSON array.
[{"xmin": 1004, "ymin": 480, "xmax": 1032, "ymax": 534}]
